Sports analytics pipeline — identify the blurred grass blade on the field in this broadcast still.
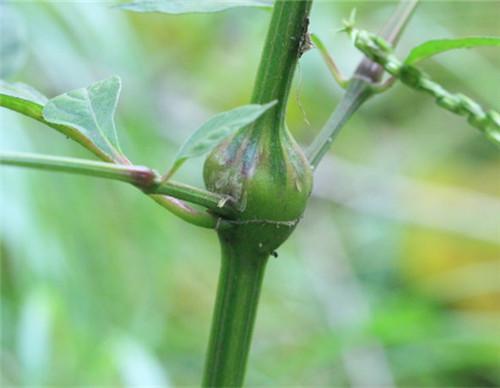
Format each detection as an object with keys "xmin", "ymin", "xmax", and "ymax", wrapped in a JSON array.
[
  {"xmin": 404, "ymin": 37, "xmax": 500, "ymax": 65},
  {"xmin": 0, "ymin": 5, "xmax": 28, "ymax": 78},
  {"xmin": 43, "ymin": 76, "xmax": 126, "ymax": 162},
  {"xmin": 164, "ymin": 100, "xmax": 277, "ymax": 180},
  {"xmin": 117, "ymin": 0, "xmax": 273, "ymax": 14},
  {"xmin": 112, "ymin": 338, "xmax": 171, "ymax": 387},
  {"xmin": 16, "ymin": 290, "xmax": 53, "ymax": 384}
]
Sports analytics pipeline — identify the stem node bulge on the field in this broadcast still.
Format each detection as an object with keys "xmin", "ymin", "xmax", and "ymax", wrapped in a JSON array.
[{"xmin": 203, "ymin": 0, "xmax": 313, "ymax": 256}]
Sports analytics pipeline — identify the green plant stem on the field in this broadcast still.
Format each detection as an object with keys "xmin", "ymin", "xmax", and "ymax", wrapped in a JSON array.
[
  {"xmin": 307, "ymin": 78, "xmax": 373, "ymax": 168},
  {"xmin": 150, "ymin": 195, "xmax": 219, "ymax": 229},
  {"xmin": 203, "ymin": 240, "xmax": 268, "ymax": 387},
  {"xmin": 0, "ymin": 151, "xmax": 151, "ymax": 183},
  {"xmin": 0, "ymin": 151, "xmax": 236, "ymax": 219},
  {"xmin": 153, "ymin": 181, "xmax": 233, "ymax": 216},
  {"xmin": 202, "ymin": 1, "xmax": 313, "ymax": 386},
  {"xmin": 352, "ymin": 0, "xmax": 419, "ymax": 84},
  {"xmin": 251, "ymin": 0, "xmax": 312, "ymax": 130},
  {"xmin": 307, "ymin": 0, "xmax": 418, "ymax": 169},
  {"xmin": 0, "ymin": 94, "xmax": 239, "ymax": 224},
  {"xmin": 311, "ymin": 33, "xmax": 348, "ymax": 88}
]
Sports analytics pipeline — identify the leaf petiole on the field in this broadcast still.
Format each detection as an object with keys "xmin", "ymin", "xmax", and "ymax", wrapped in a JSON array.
[
  {"xmin": 1, "ymin": 79, "xmax": 235, "ymax": 225},
  {"xmin": 0, "ymin": 151, "xmax": 237, "ymax": 217},
  {"xmin": 162, "ymin": 101, "xmax": 277, "ymax": 182},
  {"xmin": 311, "ymin": 33, "xmax": 348, "ymax": 89}
]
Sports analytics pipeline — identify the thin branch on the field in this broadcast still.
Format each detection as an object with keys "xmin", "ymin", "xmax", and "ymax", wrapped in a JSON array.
[
  {"xmin": 151, "ymin": 180, "xmax": 235, "ymax": 217},
  {"xmin": 0, "ymin": 95, "xmax": 236, "ymax": 226},
  {"xmin": 379, "ymin": 0, "xmax": 419, "ymax": 46},
  {"xmin": 0, "ymin": 151, "xmax": 151, "ymax": 184},
  {"xmin": 150, "ymin": 195, "xmax": 220, "ymax": 229},
  {"xmin": 307, "ymin": 0, "xmax": 419, "ymax": 169},
  {"xmin": 0, "ymin": 152, "xmax": 236, "ymax": 218},
  {"xmin": 306, "ymin": 78, "xmax": 373, "ymax": 168},
  {"xmin": 353, "ymin": 0, "xmax": 419, "ymax": 83},
  {"xmin": 311, "ymin": 33, "xmax": 348, "ymax": 88}
]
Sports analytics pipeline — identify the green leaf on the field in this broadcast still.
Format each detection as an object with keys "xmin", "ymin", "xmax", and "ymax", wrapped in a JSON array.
[
  {"xmin": 405, "ymin": 37, "xmax": 500, "ymax": 65},
  {"xmin": 117, "ymin": 0, "xmax": 273, "ymax": 14},
  {"xmin": 165, "ymin": 100, "xmax": 277, "ymax": 180},
  {"xmin": 43, "ymin": 76, "xmax": 124, "ymax": 162},
  {"xmin": 0, "ymin": 79, "xmax": 48, "ymax": 106}
]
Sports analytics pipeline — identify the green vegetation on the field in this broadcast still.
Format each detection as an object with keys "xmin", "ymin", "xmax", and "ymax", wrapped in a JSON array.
[{"xmin": 1, "ymin": 0, "xmax": 499, "ymax": 386}]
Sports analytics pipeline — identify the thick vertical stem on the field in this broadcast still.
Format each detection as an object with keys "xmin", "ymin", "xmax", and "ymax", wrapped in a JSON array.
[
  {"xmin": 251, "ymin": 0, "xmax": 313, "ymax": 132},
  {"xmin": 203, "ymin": 239, "xmax": 268, "ymax": 387},
  {"xmin": 202, "ymin": 2, "xmax": 313, "ymax": 386}
]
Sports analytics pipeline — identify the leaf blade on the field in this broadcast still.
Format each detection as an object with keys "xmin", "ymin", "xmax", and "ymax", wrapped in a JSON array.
[
  {"xmin": 117, "ymin": 0, "xmax": 273, "ymax": 14},
  {"xmin": 165, "ymin": 100, "xmax": 277, "ymax": 180},
  {"xmin": 0, "ymin": 79, "xmax": 48, "ymax": 106},
  {"xmin": 405, "ymin": 36, "xmax": 500, "ymax": 65},
  {"xmin": 43, "ymin": 76, "xmax": 124, "ymax": 162}
]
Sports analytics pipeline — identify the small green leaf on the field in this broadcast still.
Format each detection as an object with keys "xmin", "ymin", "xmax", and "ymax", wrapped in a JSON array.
[
  {"xmin": 0, "ymin": 79, "xmax": 48, "ymax": 106},
  {"xmin": 165, "ymin": 100, "xmax": 277, "ymax": 180},
  {"xmin": 117, "ymin": 0, "xmax": 273, "ymax": 14},
  {"xmin": 405, "ymin": 37, "xmax": 500, "ymax": 65},
  {"xmin": 43, "ymin": 76, "xmax": 124, "ymax": 162}
]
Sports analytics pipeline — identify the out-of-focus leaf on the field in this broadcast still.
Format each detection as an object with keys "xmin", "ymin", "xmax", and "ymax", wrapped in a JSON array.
[
  {"xmin": 485, "ymin": 111, "xmax": 500, "ymax": 144},
  {"xmin": 404, "ymin": 37, "xmax": 500, "ymax": 65},
  {"xmin": 112, "ymin": 337, "xmax": 171, "ymax": 388},
  {"xmin": 0, "ymin": 79, "xmax": 48, "ymax": 106},
  {"xmin": 16, "ymin": 290, "xmax": 53, "ymax": 383},
  {"xmin": 0, "ymin": 5, "xmax": 28, "ymax": 78},
  {"xmin": 165, "ymin": 100, "xmax": 276, "ymax": 179},
  {"xmin": 117, "ymin": 0, "xmax": 273, "ymax": 14},
  {"xmin": 43, "ymin": 76, "xmax": 124, "ymax": 161}
]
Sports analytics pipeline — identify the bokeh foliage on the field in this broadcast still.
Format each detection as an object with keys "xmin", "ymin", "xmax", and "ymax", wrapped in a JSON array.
[{"xmin": 1, "ymin": 1, "xmax": 499, "ymax": 386}]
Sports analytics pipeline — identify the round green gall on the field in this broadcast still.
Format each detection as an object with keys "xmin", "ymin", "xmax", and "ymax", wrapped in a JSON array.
[{"xmin": 204, "ymin": 120, "xmax": 313, "ymax": 257}]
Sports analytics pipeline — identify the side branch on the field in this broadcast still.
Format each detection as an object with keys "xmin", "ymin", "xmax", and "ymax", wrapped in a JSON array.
[
  {"xmin": 0, "ymin": 152, "xmax": 236, "ymax": 218},
  {"xmin": 307, "ymin": 0, "xmax": 419, "ymax": 168},
  {"xmin": 1, "ymin": 95, "xmax": 235, "ymax": 226}
]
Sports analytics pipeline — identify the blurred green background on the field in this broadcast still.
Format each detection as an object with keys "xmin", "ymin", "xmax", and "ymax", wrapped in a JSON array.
[{"xmin": 1, "ymin": 1, "xmax": 499, "ymax": 386}]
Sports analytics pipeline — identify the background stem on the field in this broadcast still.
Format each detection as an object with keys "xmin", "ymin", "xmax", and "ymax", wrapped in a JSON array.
[
  {"xmin": 307, "ymin": 0, "xmax": 418, "ymax": 169},
  {"xmin": 203, "ymin": 239, "xmax": 268, "ymax": 387},
  {"xmin": 307, "ymin": 78, "xmax": 373, "ymax": 168}
]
